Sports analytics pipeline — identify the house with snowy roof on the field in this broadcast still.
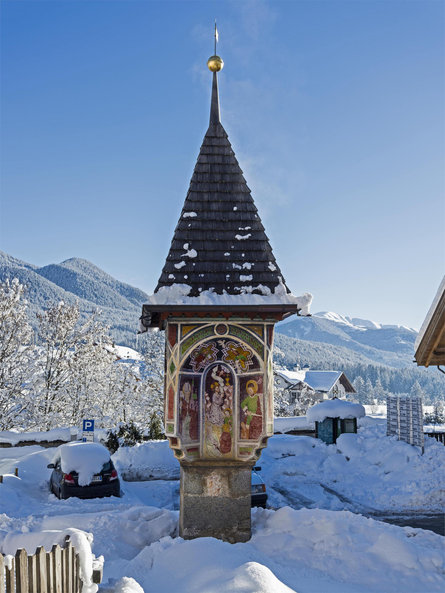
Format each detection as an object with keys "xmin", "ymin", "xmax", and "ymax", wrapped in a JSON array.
[
  {"xmin": 275, "ymin": 368, "xmax": 356, "ymax": 405},
  {"xmin": 414, "ymin": 276, "xmax": 445, "ymax": 369}
]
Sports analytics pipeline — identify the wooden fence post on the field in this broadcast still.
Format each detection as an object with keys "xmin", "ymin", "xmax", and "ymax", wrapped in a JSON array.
[
  {"xmin": 36, "ymin": 546, "xmax": 47, "ymax": 593},
  {"xmin": 15, "ymin": 548, "xmax": 28, "ymax": 593},
  {"xmin": 75, "ymin": 554, "xmax": 81, "ymax": 593},
  {"xmin": 5, "ymin": 555, "xmax": 15, "ymax": 593},
  {"xmin": 0, "ymin": 554, "xmax": 4, "ymax": 593},
  {"xmin": 27, "ymin": 552, "xmax": 36, "ymax": 592},
  {"xmin": 46, "ymin": 549, "xmax": 55, "ymax": 593},
  {"xmin": 53, "ymin": 544, "xmax": 62, "ymax": 593},
  {"xmin": 65, "ymin": 540, "xmax": 73, "ymax": 593}
]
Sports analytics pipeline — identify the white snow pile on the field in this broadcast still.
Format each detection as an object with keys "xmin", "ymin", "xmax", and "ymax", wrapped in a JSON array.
[
  {"xmin": 0, "ymin": 426, "xmax": 444, "ymax": 593},
  {"xmin": 56, "ymin": 442, "xmax": 111, "ymax": 486},
  {"xmin": 262, "ymin": 418, "xmax": 445, "ymax": 512},
  {"xmin": 0, "ymin": 426, "xmax": 76, "ymax": 445},
  {"xmin": 148, "ymin": 280, "xmax": 312, "ymax": 313},
  {"xmin": 112, "ymin": 440, "xmax": 179, "ymax": 481},
  {"xmin": 103, "ymin": 507, "xmax": 444, "ymax": 593},
  {"xmin": 0, "ymin": 527, "xmax": 100, "ymax": 593},
  {"xmin": 306, "ymin": 399, "xmax": 366, "ymax": 422},
  {"xmin": 182, "ymin": 211, "xmax": 197, "ymax": 218}
]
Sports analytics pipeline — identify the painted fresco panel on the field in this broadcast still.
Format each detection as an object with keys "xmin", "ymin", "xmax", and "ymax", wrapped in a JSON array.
[
  {"xmin": 181, "ymin": 326, "xmax": 214, "ymax": 356},
  {"xmin": 178, "ymin": 375, "xmax": 200, "ymax": 444},
  {"xmin": 228, "ymin": 326, "xmax": 264, "ymax": 358},
  {"xmin": 168, "ymin": 324, "xmax": 178, "ymax": 348},
  {"xmin": 182, "ymin": 337, "xmax": 260, "ymax": 374},
  {"xmin": 204, "ymin": 363, "xmax": 234, "ymax": 458},
  {"xmin": 239, "ymin": 374, "xmax": 264, "ymax": 440},
  {"xmin": 167, "ymin": 385, "xmax": 175, "ymax": 421}
]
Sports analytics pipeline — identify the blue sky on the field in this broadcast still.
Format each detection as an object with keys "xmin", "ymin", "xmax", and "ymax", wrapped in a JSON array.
[{"xmin": 1, "ymin": 0, "xmax": 444, "ymax": 329}]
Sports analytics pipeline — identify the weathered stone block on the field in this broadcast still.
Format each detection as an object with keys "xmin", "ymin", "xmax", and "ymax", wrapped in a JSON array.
[{"xmin": 180, "ymin": 461, "xmax": 253, "ymax": 543}]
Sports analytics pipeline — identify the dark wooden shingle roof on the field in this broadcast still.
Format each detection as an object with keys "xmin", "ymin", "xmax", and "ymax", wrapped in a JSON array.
[{"xmin": 155, "ymin": 71, "xmax": 290, "ymax": 297}]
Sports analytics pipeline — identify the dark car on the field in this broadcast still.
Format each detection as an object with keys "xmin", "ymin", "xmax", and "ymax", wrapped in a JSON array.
[
  {"xmin": 251, "ymin": 465, "xmax": 267, "ymax": 508},
  {"xmin": 48, "ymin": 442, "xmax": 120, "ymax": 500}
]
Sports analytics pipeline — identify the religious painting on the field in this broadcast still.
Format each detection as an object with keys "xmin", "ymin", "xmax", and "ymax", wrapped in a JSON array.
[
  {"xmin": 221, "ymin": 340, "xmax": 254, "ymax": 373},
  {"xmin": 189, "ymin": 341, "xmax": 218, "ymax": 372},
  {"xmin": 239, "ymin": 374, "xmax": 264, "ymax": 441},
  {"xmin": 203, "ymin": 363, "xmax": 234, "ymax": 458},
  {"xmin": 178, "ymin": 375, "xmax": 200, "ymax": 444}
]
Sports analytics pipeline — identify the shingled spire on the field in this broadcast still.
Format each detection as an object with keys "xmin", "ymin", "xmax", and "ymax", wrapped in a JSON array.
[{"xmin": 154, "ymin": 57, "xmax": 289, "ymax": 298}]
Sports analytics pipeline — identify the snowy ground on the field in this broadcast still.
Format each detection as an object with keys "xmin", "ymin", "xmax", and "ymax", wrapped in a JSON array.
[{"xmin": 0, "ymin": 418, "xmax": 444, "ymax": 592}]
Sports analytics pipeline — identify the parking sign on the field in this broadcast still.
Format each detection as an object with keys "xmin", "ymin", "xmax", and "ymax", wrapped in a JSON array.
[{"xmin": 82, "ymin": 419, "xmax": 95, "ymax": 442}]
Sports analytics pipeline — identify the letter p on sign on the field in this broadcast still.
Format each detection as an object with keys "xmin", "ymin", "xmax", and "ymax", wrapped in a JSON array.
[{"xmin": 83, "ymin": 419, "xmax": 95, "ymax": 431}]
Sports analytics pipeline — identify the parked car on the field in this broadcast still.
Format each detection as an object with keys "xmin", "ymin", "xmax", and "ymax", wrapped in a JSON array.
[
  {"xmin": 48, "ymin": 442, "xmax": 120, "ymax": 499},
  {"xmin": 251, "ymin": 465, "xmax": 267, "ymax": 508}
]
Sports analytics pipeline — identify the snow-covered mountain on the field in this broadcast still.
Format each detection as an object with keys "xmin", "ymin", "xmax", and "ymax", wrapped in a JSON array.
[
  {"xmin": 276, "ymin": 311, "xmax": 418, "ymax": 368},
  {"xmin": 0, "ymin": 251, "xmax": 149, "ymax": 347},
  {"xmin": 0, "ymin": 251, "xmax": 418, "ymax": 367}
]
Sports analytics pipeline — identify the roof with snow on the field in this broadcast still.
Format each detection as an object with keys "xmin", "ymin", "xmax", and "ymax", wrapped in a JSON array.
[
  {"xmin": 414, "ymin": 276, "xmax": 445, "ymax": 368},
  {"xmin": 154, "ymin": 70, "xmax": 288, "ymax": 299},
  {"xmin": 275, "ymin": 369, "xmax": 355, "ymax": 394},
  {"xmin": 306, "ymin": 399, "xmax": 365, "ymax": 423}
]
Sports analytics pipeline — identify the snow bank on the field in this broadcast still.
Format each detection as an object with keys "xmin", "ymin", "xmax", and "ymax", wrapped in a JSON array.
[
  {"xmin": 262, "ymin": 420, "xmax": 445, "ymax": 512},
  {"xmin": 0, "ymin": 427, "xmax": 76, "ymax": 445},
  {"xmin": 0, "ymin": 528, "xmax": 99, "ymax": 593},
  {"xmin": 112, "ymin": 440, "xmax": 179, "ymax": 481},
  {"xmin": 105, "ymin": 507, "xmax": 445, "ymax": 593},
  {"xmin": 307, "ymin": 399, "xmax": 365, "ymax": 422},
  {"xmin": 57, "ymin": 442, "xmax": 111, "ymax": 486}
]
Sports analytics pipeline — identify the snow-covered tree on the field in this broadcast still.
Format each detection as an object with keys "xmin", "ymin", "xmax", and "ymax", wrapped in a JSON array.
[
  {"xmin": 351, "ymin": 376, "xmax": 365, "ymax": 403},
  {"xmin": 373, "ymin": 378, "xmax": 386, "ymax": 402},
  {"xmin": 139, "ymin": 330, "xmax": 165, "ymax": 424},
  {"xmin": 0, "ymin": 279, "xmax": 36, "ymax": 429},
  {"xmin": 34, "ymin": 301, "xmax": 114, "ymax": 429},
  {"xmin": 410, "ymin": 380, "xmax": 425, "ymax": 400},
  {"xmin": 361, "ymin": 378, "xmax": 374, "ymax": 405}
]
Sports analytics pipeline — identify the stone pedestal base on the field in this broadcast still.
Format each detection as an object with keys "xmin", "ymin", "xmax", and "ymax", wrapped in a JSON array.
[{"xmin": 179, "ymin": 461, "xmax": 253, "ymax": 543}]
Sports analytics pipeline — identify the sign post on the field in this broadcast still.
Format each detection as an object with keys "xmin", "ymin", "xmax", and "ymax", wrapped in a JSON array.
[{"xmin": 82, "ymin": 419, "xmax": 95, "ymax": 442}]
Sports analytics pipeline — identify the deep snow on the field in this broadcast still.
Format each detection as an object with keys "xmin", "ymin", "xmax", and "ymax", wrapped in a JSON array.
[{"xmin": 0, "ymin": 418, "xmax": 444, "ymax": 593}]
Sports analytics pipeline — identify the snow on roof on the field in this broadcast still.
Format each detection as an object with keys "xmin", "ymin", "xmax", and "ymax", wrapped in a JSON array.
[
  {"xmin": 415, "ymin": 275, "xmax": 445, "ymax": 350},
  {"xmin": 56, "ymin": 442, "xmax": 111, "ymax": 486},
  {"xmin": 276, "ymin": 369, "xmax": 344, "ymax": 392},
  {"xmin": 274, "ymin": 416, "xmax": 314, "ymax": 433},
  {"xmin": 148, "ymin": 282, "xmax": 312, "ymax": 313},
  {"xmin": 112, "ymin": 345, "xmax": 143, "ymax": 362},
  {"xmin": 306, "ymin": 399, "xmax": 365, "ymax": 422}
]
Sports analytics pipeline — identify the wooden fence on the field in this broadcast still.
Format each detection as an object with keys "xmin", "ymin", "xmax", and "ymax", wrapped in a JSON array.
[
  {"xmin": 0, "ymin": 536, "xmax": 102, "ymax": 593},
  {"xmin": 424, "ymin": 431, "xmax": 445, "ymax": 445}
]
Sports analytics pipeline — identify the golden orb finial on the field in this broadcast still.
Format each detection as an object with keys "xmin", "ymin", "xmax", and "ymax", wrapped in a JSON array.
[{"xmin": 207, "ymin": 55, "xmax": 224, "ymax": 72}]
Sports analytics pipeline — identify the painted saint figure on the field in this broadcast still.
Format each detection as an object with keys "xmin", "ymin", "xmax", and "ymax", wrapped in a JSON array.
[
  {"xmin": 240, "ymin": 379, "xmax": 262, "ymax": 440},
  {"xmin": 179, "ymin": 379, "xmax": 199, "ymax": 442},
  {"xmin": 204, "ymin": 364, "xmax": 233, "ymax": 457}
]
